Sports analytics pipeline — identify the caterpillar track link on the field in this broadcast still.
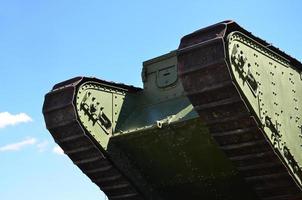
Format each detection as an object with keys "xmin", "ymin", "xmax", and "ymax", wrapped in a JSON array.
[
  {"xmin": 178, "ymin": 21, "xmax": 302, "ymax": 200},
  {"xmin": 43, "ymin": 21, "xmax": 302, "ymax": 200}
]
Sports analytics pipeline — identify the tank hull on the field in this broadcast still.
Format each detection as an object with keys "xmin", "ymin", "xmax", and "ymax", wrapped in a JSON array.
[
  {"xmin": 110, "ymin": 118, "xmax": 258, "ymax": 200},
  {"xmin": 43, "ymin": 21, "xmax": 302, "ymax": 200}
]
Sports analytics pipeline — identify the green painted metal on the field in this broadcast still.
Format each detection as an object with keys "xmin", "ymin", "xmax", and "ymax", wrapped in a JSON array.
[
  {"xmin": 74, "ymin": 51, "xmax": 257, "ymax": 199},
  {"xmin": 227, "ymin": 31, "xmax": 302, "ymax": 187},
  {"xmin": 111, "ymin": 118, "xmax": 256, "ymax": 200},
  {"xmin": 43, "ymin": 20, "xmax": 302, "ymax": 200},
  {"xmin": 76, "ymin": 81, "xmax": 137, "ymax": 149},
  {"xmin": 75, "ymin": 51, "xmax": 198, "ymax": 140}
]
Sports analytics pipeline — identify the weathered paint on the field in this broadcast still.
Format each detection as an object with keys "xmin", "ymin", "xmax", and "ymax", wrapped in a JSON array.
[
  {"xmin": 43, "ymin": 21, "xmax": 302, "ymax": 200},
  {"xmin": 227, "ymin": 31, "xmax": 302, "ymax": 186}
]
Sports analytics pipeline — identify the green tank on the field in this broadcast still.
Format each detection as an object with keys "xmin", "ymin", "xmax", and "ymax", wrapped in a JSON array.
[{"xmin": 43, "ymin": 21, "xmax": 302, "ymax": 200}]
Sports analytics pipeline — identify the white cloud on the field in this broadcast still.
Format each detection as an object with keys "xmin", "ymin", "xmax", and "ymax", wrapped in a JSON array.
[
  {"xmin": 0, "ymin": 112, "xmax": 33, "ymax": 129},
  {"xmin": 52, "ymin": 145, "xmax": 64, "ymax": 155},
  {"xmin": 37, "ymin": 140, "xmax": 49, "ymax": 152},
  {"xmin": 0, "ymin": 138, "xmax": 37, "ymax": 152},
  {"xmin": 0, "ymin": 138, "xmax": 65, "ymax": 155}
]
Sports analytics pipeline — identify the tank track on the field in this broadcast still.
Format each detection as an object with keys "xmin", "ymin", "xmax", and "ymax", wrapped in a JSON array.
[
  {"xmin": 178, "ymin": 21, "xmax": 302, "ymax": 200},
  {"xmin": 43, "ymin": 77, "xmax": 145, "ymax": 200}
]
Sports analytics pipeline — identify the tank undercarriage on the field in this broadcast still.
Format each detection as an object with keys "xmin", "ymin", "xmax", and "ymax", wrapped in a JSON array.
[{"xmin": 43, "ymin": 21, "xmax": 302, "ymax": 200}]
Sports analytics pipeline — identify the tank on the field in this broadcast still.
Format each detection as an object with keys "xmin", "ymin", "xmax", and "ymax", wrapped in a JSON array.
[{"xmin": 43, "ymin": 20, "xmax": 302, "ymax": 200}]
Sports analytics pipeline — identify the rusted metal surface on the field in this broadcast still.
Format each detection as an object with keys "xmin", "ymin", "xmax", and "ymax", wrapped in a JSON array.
[{"xmin": 178, "ymin": 20, "xmax": 302, "ymax": 200}]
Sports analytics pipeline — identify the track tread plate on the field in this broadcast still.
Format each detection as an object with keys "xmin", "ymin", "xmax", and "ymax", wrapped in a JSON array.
[{"xmin": 178, "ymin": 21, "xmax": 302, "ymax": 200}]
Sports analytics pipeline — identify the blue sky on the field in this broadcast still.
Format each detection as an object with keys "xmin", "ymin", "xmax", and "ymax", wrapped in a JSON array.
[{"xmin": 0, "ymin": 1, "xmax": 301, "ymax": 200}]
